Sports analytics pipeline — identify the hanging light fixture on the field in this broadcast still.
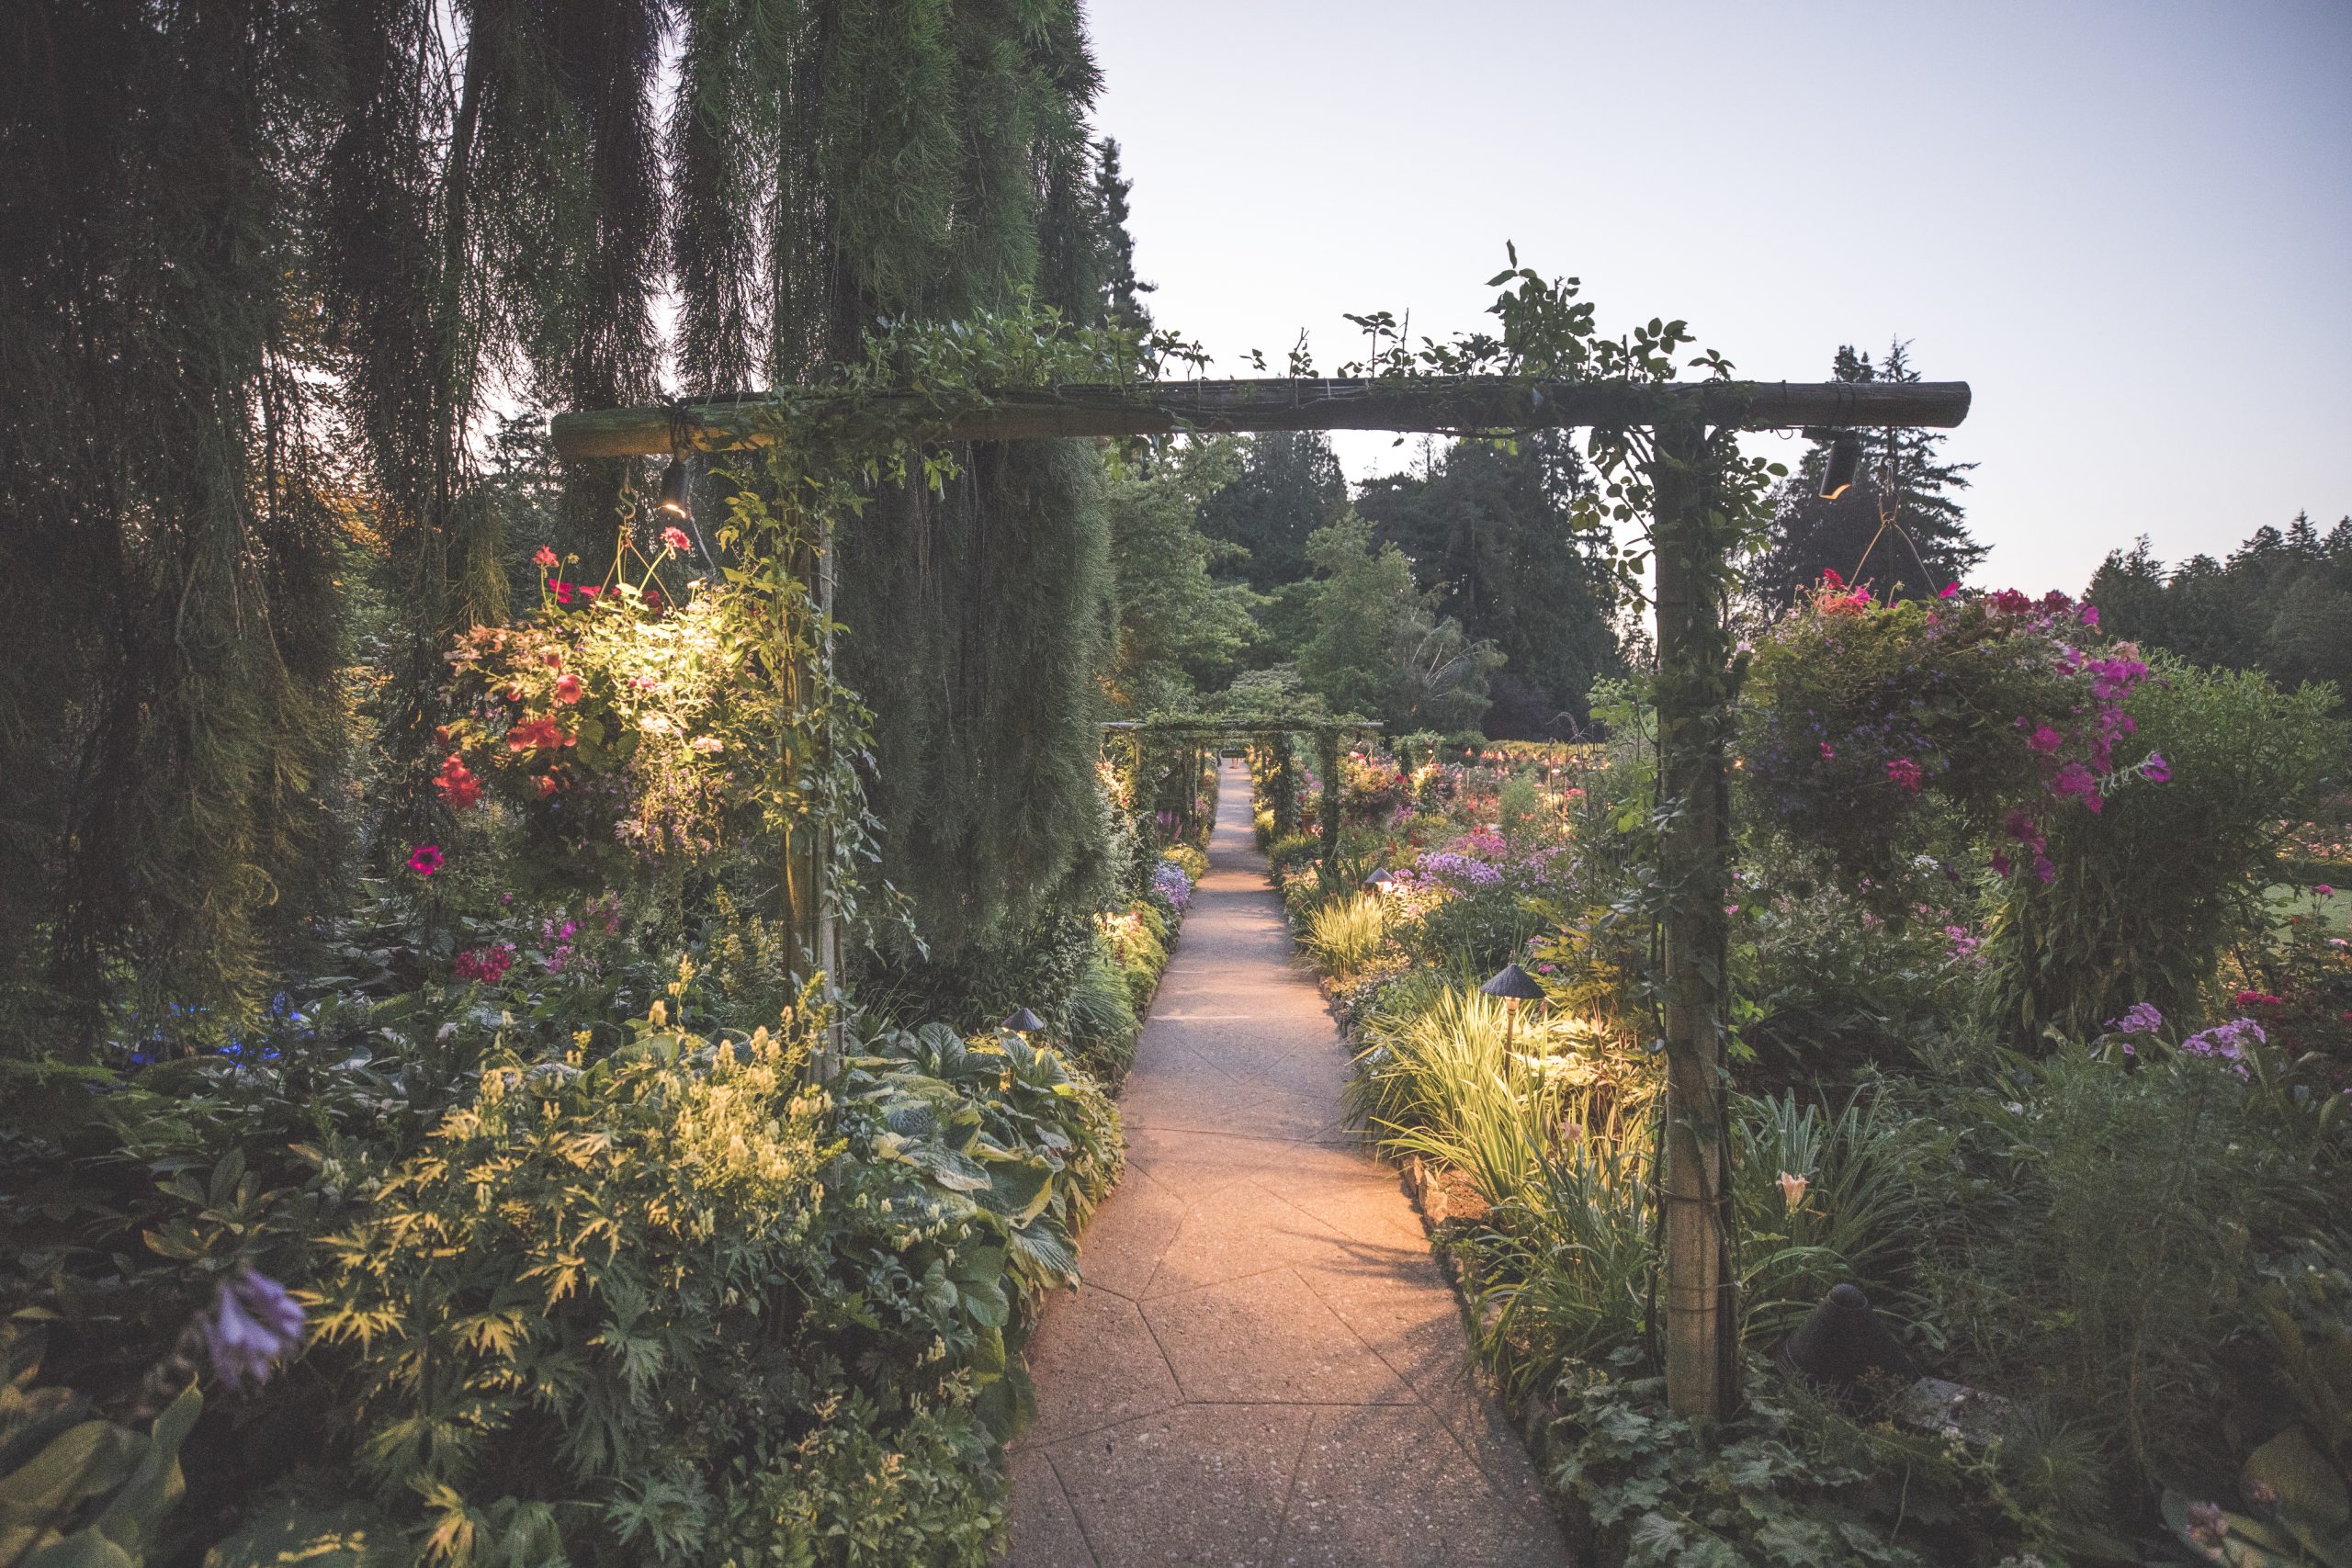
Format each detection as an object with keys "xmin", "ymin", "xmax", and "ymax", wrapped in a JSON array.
[
  {"xmin": 658, "ymin": 457, "xmax": 692, "ymax": 520},
  {"xmin": 1819, "ymin": 433, "xmax": 1863, "ymax": 502}
]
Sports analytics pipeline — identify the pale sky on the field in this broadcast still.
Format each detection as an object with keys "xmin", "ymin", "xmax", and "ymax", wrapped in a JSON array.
[{"xmin": 1087, "ymin": 0, "xmax": 2352, "ymax": 592}]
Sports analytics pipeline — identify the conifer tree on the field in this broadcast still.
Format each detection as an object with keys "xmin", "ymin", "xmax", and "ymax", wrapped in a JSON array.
[{"xmin": 669, "ymin": 0, "xmax": 1127, "ymax": 953}]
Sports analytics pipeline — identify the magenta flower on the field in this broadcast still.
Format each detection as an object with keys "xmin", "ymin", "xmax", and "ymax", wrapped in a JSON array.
[
  {"xmin": 1883, "ymin": 757, "xmax": 1924, "ymax": 793},
  {"xmin": 2141, "ymin": 751, "xmax": 2171, "ymax": 784},
  {"xmin": 2028, "ymin": 725, "xmax": 2064, "ymax": 755},
  {"xmin": 406, "ymin": 843, "xmax": 445, "ymax": 876},
  {"xmin": 206, "ymin": 1269, "xmax": 306, "ymax": 1390}
]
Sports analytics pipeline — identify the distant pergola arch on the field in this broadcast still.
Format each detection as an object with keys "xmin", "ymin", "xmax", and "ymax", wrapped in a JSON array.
[{"xmin": 1102, "ymin": 713, "xmax": 1382, "ymax": 863}]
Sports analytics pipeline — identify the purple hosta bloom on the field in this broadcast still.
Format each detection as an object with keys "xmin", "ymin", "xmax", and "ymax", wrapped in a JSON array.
[
  {"xmin": 2181, "ymin": 1017, "xmax": 2265, "ymax": 1078},
  {"xmin": 2108, "ymin": 1002, "xmax": 2164, "ymax": 1036},
  {"xmin": 207, "ymin": 1268, "xmax": 306, "ymax": 1391},
  {"xmin": 1151, "ymin": 861, "xmax": 1193, "ymax": 911}
]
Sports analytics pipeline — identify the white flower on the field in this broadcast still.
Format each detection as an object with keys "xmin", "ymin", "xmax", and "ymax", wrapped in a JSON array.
[{"xmin": 688, "ymin": 735, "xmax": 724, "ymax": 754}]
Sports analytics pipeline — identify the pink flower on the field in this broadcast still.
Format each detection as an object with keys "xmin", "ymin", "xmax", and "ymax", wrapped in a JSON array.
[
  {"xmin": 2319, "ymin": 885, "xmax": 2336, "ymax": 897},
  {"xmin": 1818, "ymin": 741, "xmax": 1836, "ymax": 761},
  {"xmin": 406, "ymin": 843, "xmax": 445, "ymax": 876},
  {"xmin": 1938, "ymin": 581, "xmax": 1959, "ymax": 599},
  {"xmin": 662, "ymin": 525, "xmax": 693, "ymax": 554},
  {"xmin": 553, "ymin": 672, "xmax": 583, "ymax": 705},
  {"xmin": 1884, "ymin": 757, "xmax": 1924, "ymax": 792},
  {"xmin": 533, "ymin": 545, "xmax": 559, "ymax": 570},
  {"xmin": 2028, "ymin": 725, "xmax": 2064, "ymax": 755}
]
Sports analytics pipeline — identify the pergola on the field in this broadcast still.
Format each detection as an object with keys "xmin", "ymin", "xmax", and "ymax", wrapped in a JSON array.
[
  {"xmin": 551, "ymin": 372, "xmax": 1973, "ymax": 1419},
  {"xmin": 1102, "ymin": 715, "xmax": 1382, "ymax": 865}
]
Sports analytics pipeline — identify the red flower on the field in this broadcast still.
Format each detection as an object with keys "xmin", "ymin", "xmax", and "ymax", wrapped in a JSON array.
[
  {"xmin": 533, "ymin": 546, "xmax": 559, "ymax": 570},
  {"xmin": 533, "ymin": 774, "xmax": 561, "ymax": 798},
  {"xmin": 507, "ymin": 715, "xmax": 570, "ymax": 752},
  {"xmin": 553, "ymin": 582, "xmax": 573, "ymax": 604},
  {"xmin": 435, "ymin": 753, "xmax": 483, "ymax": 810},
  {"xmin": 662, "ymin": 525, "xmax": 693, "ymax": 554},
  {"xmin": 553, "ymin": 672, "xmax": 583, "ymax": 705},
  {"xmin": 406, "ymin": 843, "xmax": 445, "ymax": 877},
  {"xmin": 1822, "ymin": 569, "xmax": 1845, "ymax": 588}
]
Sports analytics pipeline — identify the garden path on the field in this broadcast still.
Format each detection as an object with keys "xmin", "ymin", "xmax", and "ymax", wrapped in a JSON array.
[{"xmin": 1005, "ymin": 760, "xmax": 1566, "ymax": 1567}]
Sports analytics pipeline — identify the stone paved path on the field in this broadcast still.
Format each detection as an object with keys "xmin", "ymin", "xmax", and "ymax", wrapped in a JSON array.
[{"xmin": 1005, "ymin": 760, "xmax": 1566, "ymax": 1567}]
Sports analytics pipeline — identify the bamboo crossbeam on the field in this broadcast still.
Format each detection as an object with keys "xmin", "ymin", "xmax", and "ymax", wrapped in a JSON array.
[{"xmin": 550, "ymin": 378, "xmax": 1971, "ymax": 458}]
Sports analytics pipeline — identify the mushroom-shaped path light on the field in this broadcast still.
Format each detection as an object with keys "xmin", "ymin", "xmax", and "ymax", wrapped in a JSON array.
[
  {"xmin": 1001, "ymin": 1007, "xmax": 1046, "ymax": 1038},
  {"xmin": 1480, "ymin": 962, "xmax": 1547, "ymax": 1054},
  {"xmin": 1363, "ymin": 868, "xmax": 1396, "ymax": 895}
]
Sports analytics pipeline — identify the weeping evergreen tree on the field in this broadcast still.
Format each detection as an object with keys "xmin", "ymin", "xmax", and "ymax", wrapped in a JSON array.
[
  {"xmin": 670, "ymin": 0, "xmax": 1126, "ymax": 953},
  {"xmin": 0, "ymin": 0, "xmax": 347, "ymax": 1044}
]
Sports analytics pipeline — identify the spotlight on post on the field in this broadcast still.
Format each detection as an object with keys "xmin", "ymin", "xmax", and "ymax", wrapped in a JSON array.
[
  {"xmin": 1480, "ymin": 962, "xmax": 1547, "ymax": 1052},
  {"xmin": 1001, "ymin": 1007, "xmax": 1045, "ymax": 1038},
  {"xmin": 658, "ymin": 457, "xmax": 693, "ymax": 520},
  {"xmin": 1819, "ymin": 433, "xmax": 1862, "ymax": 502}
]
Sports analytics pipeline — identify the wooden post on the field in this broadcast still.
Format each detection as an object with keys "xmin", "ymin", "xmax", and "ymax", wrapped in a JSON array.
[
  {"xmin": 1650, "ymin": 414, "xmax": 1739, "ymax": 1418},
  {"xmin": 1317, "ymin": 728, "xmax": 1342, "ymax": 876}
]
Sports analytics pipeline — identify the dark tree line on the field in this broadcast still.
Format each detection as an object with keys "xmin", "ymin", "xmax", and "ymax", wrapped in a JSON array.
[{"xmin": 2089, "ymin": 514, "xmax": 2352, "ymax": 696}]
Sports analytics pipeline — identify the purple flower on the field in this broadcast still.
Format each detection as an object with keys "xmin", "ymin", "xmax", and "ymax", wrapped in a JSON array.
[
  {"xmin": 1151, "ymin": 861, "xmax": 1193, "ymax": 911},
  {"xmin": 2141, "ymin": 751, "xmax": 2171, "ymax": 784},
  {"xmin": 2107, "ymin": 1002, "xmax": 2164, "ymax": 1035},
  {"xmin": 2182, "ymin": 1017, "xmax": 2266, "ymax": 1077},
  {"xmin": 205, "ymin": 1268, "xmax": 306, "ymax": 1390}
]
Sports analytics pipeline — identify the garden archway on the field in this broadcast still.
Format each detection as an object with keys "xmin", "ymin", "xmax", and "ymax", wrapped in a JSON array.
[{"xmin": 551, "ymin": 369, "xmax": 1974, "ymax": 1418}]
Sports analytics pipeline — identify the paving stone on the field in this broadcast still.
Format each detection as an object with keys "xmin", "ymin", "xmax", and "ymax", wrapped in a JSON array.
[
  {"xmin": 1272, "ymin": 1404, "xmax": 1564, "ymax": 1567},
  {"xmin": 1023, "ymin": 1285, "xmax": 1183, "ymax": 1446},
  {"xmin": 1001, "ymin": 1448, "xmax": 1098, "ymax": 1567},
  {"xmin": 1140, "ymin": 1269, "xmax": 1416, "ymax": 1404},
  {"xmin": 1140, "ymin": 1180, "xmax": 1355, "ymax": 1298},
  {"xmin": 1042, "ymin": 1404, "xmax": 1313, "ymax": 1568},
  {"xmin": 1073, "ymin": 1170, "xmax": 1187, "ymax": 1300}
]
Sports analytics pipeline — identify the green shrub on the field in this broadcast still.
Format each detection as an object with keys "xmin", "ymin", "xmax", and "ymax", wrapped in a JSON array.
[
  {"xmin": 1540, "ymin": 1355, "xmax": 2009, "ymax": 1567},
  {"xmin": 1985, "ymin": 662, "xmax": 2344, "ymax": 1042},
  {"xmin": 1304, "ymin": 895, "xmax": 1388, "ymax": 979},
  {"xmin": 1733, "ymin": 1092, "xmax": 1928, "ymax": 1342},
  {"xmin": 1063, "ymin": 941, "xmax": 1141, "ymax": 1080},
  {"xmin": 1265, "ymin": 833, "xmax": 1322, "ymax": 880}
]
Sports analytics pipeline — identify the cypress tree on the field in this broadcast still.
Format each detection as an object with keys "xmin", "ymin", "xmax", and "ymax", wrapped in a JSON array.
[{"xmin": 671, "ymin": 0, "xmax": 1125, "ymax": 954}]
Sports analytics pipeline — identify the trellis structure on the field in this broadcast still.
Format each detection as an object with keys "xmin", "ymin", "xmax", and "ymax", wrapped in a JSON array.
[
  {"xmin": 552, "ymin": 372, "xmax": 1973, "ymax": 1419},
  {"xmin": 1102, "ymin": 715, "xmax": 1383, "ymax": 869}
]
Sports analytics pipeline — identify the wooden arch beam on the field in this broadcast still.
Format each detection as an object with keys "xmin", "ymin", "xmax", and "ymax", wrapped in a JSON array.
[{"xmin": 549, "ymin": 377, "xmax": 1970, "ymax": 458}]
